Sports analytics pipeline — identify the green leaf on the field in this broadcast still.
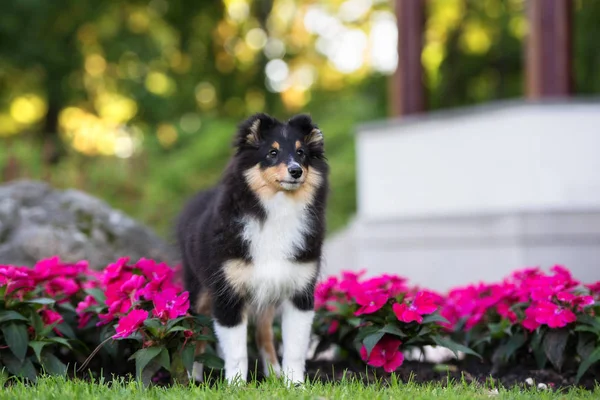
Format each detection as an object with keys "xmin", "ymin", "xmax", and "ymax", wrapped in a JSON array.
[
  {"xmin": 157, "ymin": 348, "xmax": 170, "ymax": 371},
  {"xmin": 30, "ymin": 311, "xmax": 44, "ymax": 336},
  {"xmin": 181, "ymin": 345, "xmax": 195, "ymax": 373},
  {"xmin": 362, "ymin": 332, "xmax": 385, "ymax": 358},
  {"xmin": 144, "ymin": 318, "xmax": 162, "ymax": 329},
  {"xmin": 577, "ymin": 314, "xmax": 600, "ymax": 331},
  {"xmin": 0, "ymin": 310, "xmax": 28, "ymax": 324},
  {"xmin": 57, "ymin": 302, "xmax": 77, "ymax": 313},
  {"xmin": 354, "ymin": 325, "xmax": 380, "ymax": 342},
  {"xmin": 432, "ymin": 336, "xmax": 482, "ymax": 359},
  {"xmin": 132, "ymin": 347, "xmax": 163, "ymax": 380},
  {"xmin": 2, "ymin": 323, "xmax": 29, "ymax": 362},
  {"xmin": 576, "ymin": 347, "xmax": 600, "ymax": 383},
  {"xmin": 47, "ymin": 337, "xmax": 72, "ymax": 349},
  {"xmin": 378, "ymin": 324, "xmax": 406, "ymax": 338},
  {"xmin": 40, "ymin": 320, "xmax": 62, "ymax": 337},
  {"xmin": 492, "ymin": 333, "xmax": 527, "ymax": 364},
  {"xmin": 543, "ymin": 329, "xmax": 569, "ymax": 371},
  {"xmin": 418, "ymin": 326, "xmax": 431, "ymax": 337},
  {"xmin": 55, "ymin": 322, "xmax": 76, "ymax": 339},
  {"xmin": 196, "ymin": 352, "xmax": 224, "ymax": 369},
  {"xmin": 143, "ymin": 319, "xmax": 162, "ymax": 336},
  {"xmin": 530, "ymin": 330, "xmax": 547, "ymax": 369},
  {"xmin": 192, "ymin": 314, "xmax": 212, "ymax": 327},
  {"xmin": 421, "ymin": 314, "xmax": 449, "ymax": 325},
  {"xmin": 1, "ymin": 350, "xmax": 37, "ymax": 382},
  {"xmin": 576, "ymin": 332, "xmax": 596, "ymax": 360},
  {"xmin": 85, "ymin": 288, "xmax": 107, "ymax": 304},
  {"xmin": 338, "ymin": 324, "xmax": 355, "ymax": 340},
  {"xmin": 24, "ymin": 298, "xmax": 55, "ymax": 305},
  {"xmin": 167, "ymin": 326, "xmax": 189, "ymax": 334},
  {"xmin": 40, "ymin": 351, "xmax": 67, "ymax": 376},
  {"xmin": 29, "ymin": 341, "xmax": 49, "ymax": 363},
  {"xmin": 472, "ymin": 336, "xmax": 492, "ymax": 348},
  {"xmin": 488, "ymin": 320, "xmax": 511, "ymax": 338},
  {"xmin": 574, "ymin": 325, "xmax": 600, "ymax": 335},
  {"xmin": 166, "ymin": 317, "xmax": 187, "ymax": 330}
]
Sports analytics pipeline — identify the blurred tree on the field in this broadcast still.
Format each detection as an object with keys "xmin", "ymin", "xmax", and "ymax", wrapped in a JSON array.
[
  {"xmin": 1, "ymin": 0, "xmax": 599, "ymax": 236},
  {"xmin": 424, "ymin": 0, "xmax": 525, "ymax": 109},
  {"xmin": 574, "ymin": 0, "xmax": 600, "ymax": 95}
]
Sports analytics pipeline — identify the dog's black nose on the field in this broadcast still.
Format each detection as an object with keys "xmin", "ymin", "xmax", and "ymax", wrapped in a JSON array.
[{"xmin": 288, "ymin": 165, "xmax": 303, "ymax": 179}]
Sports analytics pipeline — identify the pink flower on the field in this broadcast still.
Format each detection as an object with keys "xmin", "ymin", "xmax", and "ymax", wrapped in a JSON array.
[
  {"xmin": 34, "ymin": 257, "xmax": 88, "ymax": 282},
  {"xmin": 529, "ymin": 301, "xmax": 577, "ymax": 328},
  {"xmin": 103, "ymin": 274, "xmax": 146, "ymax": 320},
  {"xmin": 522, "ymin": 306, "xmax": 540, "ymax": 331},
  {"xmin": 76, "ymin": 295, "xmax": 98, "ymax": 329},
  {"xmin": 586, "ymin": 281, "xmax": 600, "ymax": 293},
  {"xmin": 556, "ymin": 291, "xmax": 575, "ymax": 304},
  {"xmin": 361, "ymin": 275, "xmax": 407, "ymax": 296},
  {"xmin": 496, "ymin": 302, "xmax": 518, "ymax": 323},
  {"xmin": 120, "ymin": 275, "xmax": 146, "ymax": 296},
  {"xmin": 182, "ymin": 329, "xmax": 194, "ymax": 346},
  {"xmin": 328, "ymin": 320, "xmax": 339, "ymax": 335},
  {"xmin": 76, "ymin": 295, "xmax": 98, "ymax": 314},
  {"xmin": 44, "ymin": 277, "xmax": 80, "ymax": 298},
  {"xmin": 103, "ymin": 257, "xmax": 132, "ymax": 285},
  {"xmin": 574, "ymin": 295, "xmax": 595, "ymax": 309},
  {"xmin": 41, "ymin": 309, "xmax": 63, "ymax": 326},
  {"xmin": 0, "ymin": 266, "xmax": 35, "ymax": 296},
  {"xmin": 153, "ymin": 289, "xmax": 190, "ymax": 320},
  {"xmin": 360, "ymin": 336, "xmax": 404, "ymax": 373},
  {"xmin": 354, "ymin": 290, "xmax": 388, "ymax": 316},
  {"xmin": 392, "ymin": 291, "xmax": 438, "ymax": 324},
  {"xmin": 137, "ymin": 259, "xmax": 173, "ymax": 282},
  {"xmin": 140, "ymin": 274, "xmax": 178, "ymax": 301},
  {"xmin": 339, "ymin": 269, "xmax": 367, "ymax": 296},
  {"xmin": 315, "ymin": 276, "xmax": 339, "ymax": 310},
  {"xmin": 113, "ymin": 309, "xmax": 148, "ymax": 339}
]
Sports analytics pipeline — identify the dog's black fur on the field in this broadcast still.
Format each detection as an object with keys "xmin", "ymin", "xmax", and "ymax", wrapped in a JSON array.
[{"xmin": 176, "ymin": 113, "xmax": 328, "ymax": 329}]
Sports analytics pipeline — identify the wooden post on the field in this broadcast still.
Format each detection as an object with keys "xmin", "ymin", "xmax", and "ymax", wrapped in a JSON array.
[
  {"xmin": 389, "ymin": 0, "xmax": 426, "ymax": 117},
  {"xmin": 525, "ymin": 0, "xmax": 573, "ymax": 99}
]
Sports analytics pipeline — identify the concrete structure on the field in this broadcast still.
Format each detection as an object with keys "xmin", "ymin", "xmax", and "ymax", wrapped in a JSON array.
[{"xmin": 322, "ymin": 99, "xmax": 600, "ymax": 291}]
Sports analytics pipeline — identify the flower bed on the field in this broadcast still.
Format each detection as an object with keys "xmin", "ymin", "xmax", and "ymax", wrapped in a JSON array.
[
  {"xmin": 0, "ymin": 257, "xmax": 218, "ymax": 384},
  {"xmin": 312, "ymin": 266, "xmax": 600, "ymax": 387},
  {"xmin": 1, "ymin": 257, "xmax": 599, "ymax": 388}
]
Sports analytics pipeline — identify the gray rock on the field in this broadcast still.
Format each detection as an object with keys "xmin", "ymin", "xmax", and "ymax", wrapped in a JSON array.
[{"xmin": 0, "ymin": 180, "xmax": 177, "ymax": 269}]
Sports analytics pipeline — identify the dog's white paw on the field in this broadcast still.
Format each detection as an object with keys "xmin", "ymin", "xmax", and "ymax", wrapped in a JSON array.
[{"xmin": 189, "ymin": 361, "xmax": 204, "ymax": 383}]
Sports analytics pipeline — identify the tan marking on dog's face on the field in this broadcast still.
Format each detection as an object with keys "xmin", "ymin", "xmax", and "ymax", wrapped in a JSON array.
[
  {"xmin": 245, "ymin": 164, "xmax": 292, "ymax": 200},
  {"xmin": 287, "ymin": 167, "xmax": 322, "ymax": 203},
  {"xmin": 272, "ymin": 141, "xmax": 280, "ymax": 150},
  {"xmin": 223, "ymin": 258, "xmax": 252, "ymax": 295},
  {"xmin": 254, "ymin": 306, "xmax": 279, "ymax": 367},
  {"xmin": 295, "ymin": 140, "xmax": 302, "ymax": 150}
]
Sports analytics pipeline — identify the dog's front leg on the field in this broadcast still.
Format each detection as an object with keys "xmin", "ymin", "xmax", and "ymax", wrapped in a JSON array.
[
  {"xmin": 212, "ymin": 291, "xmax": 248, "ymax": 384},
  {"xmin": 281, "ymin": 295, "xmax": 315, "ymax": 385}
]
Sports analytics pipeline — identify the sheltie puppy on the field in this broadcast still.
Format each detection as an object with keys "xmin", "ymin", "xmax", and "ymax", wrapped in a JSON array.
[{"xmin": 176, "ymin": 113, "xmax": 328, "ymax": 384}]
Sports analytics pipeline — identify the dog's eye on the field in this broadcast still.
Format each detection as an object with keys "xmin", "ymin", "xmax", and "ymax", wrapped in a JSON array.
[
  {"xmin": 268, "ymin": 149, "xmax": 278, "ymax": 158},
  {"xmin": 296, "ymin": 149, "xmax": 304, "ymax": 156}
]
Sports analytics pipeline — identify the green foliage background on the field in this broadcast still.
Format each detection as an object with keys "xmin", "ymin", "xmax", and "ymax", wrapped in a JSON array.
[{"xmin": 1, "ymin": 0, "xmax": 599, "ymax": 239}]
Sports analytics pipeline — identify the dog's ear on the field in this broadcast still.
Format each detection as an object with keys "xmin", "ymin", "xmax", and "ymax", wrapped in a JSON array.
[
  {"xmin": 288, "ymin": 114, "xmax": 324, "ymax": 147},
  {"xmin": 235, "ymin": 113, "xmax": 276, "ymax": 149}
]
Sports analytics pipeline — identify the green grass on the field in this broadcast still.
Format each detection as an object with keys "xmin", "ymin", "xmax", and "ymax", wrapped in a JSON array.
[{"xmin": 0, "ymin": 375, "xmax": 597, "ymax": 400}]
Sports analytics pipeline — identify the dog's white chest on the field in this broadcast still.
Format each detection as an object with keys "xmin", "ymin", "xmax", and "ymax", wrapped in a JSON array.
[{"xmin": 240, "ymin": 193, "xmax": 315, "ymax": 304}]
